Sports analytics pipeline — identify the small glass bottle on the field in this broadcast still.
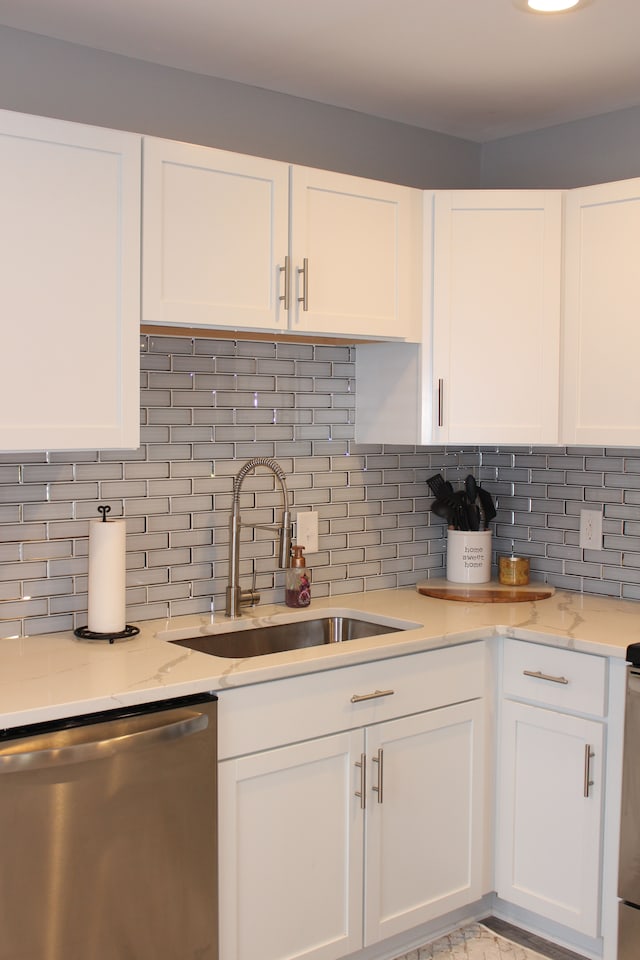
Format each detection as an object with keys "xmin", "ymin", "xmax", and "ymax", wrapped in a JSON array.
[{"xmin": 285, "ymin": 545, "xmax": 311, "ymax": 608}]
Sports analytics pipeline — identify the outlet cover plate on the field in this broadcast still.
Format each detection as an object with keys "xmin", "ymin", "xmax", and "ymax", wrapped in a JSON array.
[
  {"xmin": 579, "ymin": 509, "xmax": 603, "ymax": 550},
  {"xmin": 296, "ymin": 511, "xmax": 319, "ymax": 554}
]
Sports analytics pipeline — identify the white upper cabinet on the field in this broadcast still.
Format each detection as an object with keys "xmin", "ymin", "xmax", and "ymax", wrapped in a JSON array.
[
  {"xmin": 142, "ymin": 138, "xmax": 290, "ymax": 332},
  {"xmin": 289, "ymin": 166, "xmax": 422, "ymax": 341},
  {"xmin": 357, "ymin": 190, "xmax": 562, "ymax": 446},
  {"xmin": 0, "ymin": 110, "xmax": 141, "ymax": 451},
  {"xmin": 142, "ymin": 138, "xmax": 421, "ymax": 340},
  {"xmin": 432, "ymin": 190, "xmax": 562, "ymax": 445},
  {"xmin": 562, "ymin": 178, "xmax": 640, "ymax": 445}
]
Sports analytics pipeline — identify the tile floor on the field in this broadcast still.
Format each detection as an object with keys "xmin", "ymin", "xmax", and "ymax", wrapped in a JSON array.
[{"xmin": 393, "ymin": 920, "xmax": 585, "ymax": 960}]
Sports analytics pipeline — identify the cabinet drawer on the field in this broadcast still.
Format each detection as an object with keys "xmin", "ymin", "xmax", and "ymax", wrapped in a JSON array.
[
  {"xmin": 502, "ymin": 638, "xmax": 607, "ymax": 717},
  {"xmin": 218, "ymin": 641, "xmax": 487, "ymax": 759}
]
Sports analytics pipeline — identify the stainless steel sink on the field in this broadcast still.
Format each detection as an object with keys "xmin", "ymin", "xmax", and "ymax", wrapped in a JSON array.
[{"xmin": 169, "ymin": 615, "xmax": 404, "ymax": 659}]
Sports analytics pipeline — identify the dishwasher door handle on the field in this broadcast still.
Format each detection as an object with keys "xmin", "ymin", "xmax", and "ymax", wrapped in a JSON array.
[{"xmin": 0, "ymin": 711, "xmax": 209, "ymax": 774}]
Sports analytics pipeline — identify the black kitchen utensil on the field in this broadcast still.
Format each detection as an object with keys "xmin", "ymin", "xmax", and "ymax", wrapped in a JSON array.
[
  {"xmin": 466, "ymin": 500, "xmax": 480, "ymax": 531},
  {"xmin": 463, "ymin": 475, "xmax": 480, "ymax": 530},
  {"xmin": 427, "ymin": 473, "xmax": 448, "ymax": 498},
  {"xmin": 431, "ymin": 498, "xmax": 454, "ymax": 525},
  {"xmin": 448, "ymin": 490, "xmax": 468, "ymax": 530},
  {"xmin": 477, "ymin": 486, "xmax": 497, "ymax": 528},
  {"xmin": 465, "ymin": 474, "xmax": 478, "ymax": 504}
]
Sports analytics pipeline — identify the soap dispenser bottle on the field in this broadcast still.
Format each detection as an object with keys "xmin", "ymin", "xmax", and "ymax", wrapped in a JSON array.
[{"xmin": 285, "ymin": 545, "xmax": 311, "ymax": 608}]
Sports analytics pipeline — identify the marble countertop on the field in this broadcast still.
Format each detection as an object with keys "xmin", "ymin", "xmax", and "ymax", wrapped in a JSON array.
[{"xmin": 1, "ymin": 585, "xmax": 639, "ymax": 729}]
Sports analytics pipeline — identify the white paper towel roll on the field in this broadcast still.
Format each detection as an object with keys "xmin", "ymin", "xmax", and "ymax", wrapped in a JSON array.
[{"xmin": 87, "ymin": 518, "xmax": 126, "ymax": 634}]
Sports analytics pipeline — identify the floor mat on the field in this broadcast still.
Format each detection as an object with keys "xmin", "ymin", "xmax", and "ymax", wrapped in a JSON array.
[{"xmin": 395, "ymin": 921, "xmax": 550, "ymax": 959}]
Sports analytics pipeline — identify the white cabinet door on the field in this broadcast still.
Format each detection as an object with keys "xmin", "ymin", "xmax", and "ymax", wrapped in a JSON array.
[
  {"xmin": 289, "ymin": 166, "xmax": 421, "ymax": 341},
  {"xmin": 432, "ymin": 190, "xmax": 562, "ymax": 444},
  {"xmin": 0, "ymin": 109, "xmax": 140, "ymax": 451},
  {"xmin": 496, "ymin": 699, "xmax": 604, "ymax": 937},
  {"xmin": 364, "ymin": 699, "xmax": 486, "ymax": 945},
  {"xmin": 142, "ymin": 137, "xmax": 289, "ymax": 332},
  {"xmin": 218, "ymin": 730, "xmax": 364, "ymax": 960},
  {"xmin": 563, "ymin": 178, "xmax": 640, "ymax": 445}
]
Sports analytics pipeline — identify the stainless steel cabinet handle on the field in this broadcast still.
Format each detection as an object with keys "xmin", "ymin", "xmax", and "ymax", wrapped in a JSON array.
[
  {"xmin": 372, "ymin": 747, "xmax": 384, "ymax": 804},
  {"xmin": 298, "ymin": 257, "xmax": 309, "ymax": 312},
  {"xmin": 279, "ymin": 255, "xmax": 290, "ymax": 311},
  {"xmin": 523, "ymin": 669, "xmax": 569, "ymax": 685},
  {"xmin": 437, "ymin": 378, "xmax": 444, "ymax": 427},
  {"xmin": 0, "ymin": 712, "xmax": 209, "ymax": 774},
  {"xmin": 355, "ymin": 753, "xmax": 366, "ymax": 809},
  {"xmin": 350, "ymin": 688, "xmax": 395, "ymax": 703},
  {"xmin": 584, "ymin": 744, "xmax": 595, "ymax": 798}
]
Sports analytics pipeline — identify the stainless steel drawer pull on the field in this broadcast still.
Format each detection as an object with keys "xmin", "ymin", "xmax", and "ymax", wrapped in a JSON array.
[
  {"xmin": 437, "ymin": 378, "xmax": 444, "ymax": 427},
  {"xmin": 523, "ymin": 669, "xmax": 569, "ymax": 685},
  {"xmin": 350, "ymin": 688, "xmax": 395, "ymax": 703},
  {"xmin": 279, "ymin": 255, "xmax": 290, "ymax": 311},
  {"xmin": 298, "ymin": 257, "xmax": 309, "ymax": 311},
  {"xmin": 355, "ymin": 753, "xmax": 366, "ymax": 809},
  {"xmin": 584, "ymin": 744, "xmax": 595, "ymax": 798},
  {"xmin": 372, "ymin": 747, "xmax": 384, "ymax": 804}
]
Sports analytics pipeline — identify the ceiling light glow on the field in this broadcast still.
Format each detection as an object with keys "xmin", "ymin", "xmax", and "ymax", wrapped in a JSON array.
[{"xmin": 527, "ymin": 0, "xmax": 580, "ymax": 10}]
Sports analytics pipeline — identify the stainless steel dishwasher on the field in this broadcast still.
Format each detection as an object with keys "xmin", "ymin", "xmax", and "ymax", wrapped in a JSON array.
[
  {"xmin": 0, "ymin": 691, "xmax": 217, "ymax": 960},
  {"xmin": 618, "ymin": 645, "xmax": 640, "ymax": 959}
]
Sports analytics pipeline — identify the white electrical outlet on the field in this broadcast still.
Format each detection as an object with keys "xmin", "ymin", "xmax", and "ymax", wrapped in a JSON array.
[
  {"xmin": 296, "ymin": 511, "xmax": 319, "ymax": 554},
  {"xmin": 579, "ymin": 509, "xmax": 603, "ymax": 550}
]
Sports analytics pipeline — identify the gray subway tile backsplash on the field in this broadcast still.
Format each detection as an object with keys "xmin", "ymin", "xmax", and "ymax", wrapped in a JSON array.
[{"xmin": 3, "ymin": 334, "xmax": 640, "ymax": 638}]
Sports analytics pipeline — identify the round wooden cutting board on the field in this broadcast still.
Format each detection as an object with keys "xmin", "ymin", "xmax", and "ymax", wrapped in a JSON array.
[{"xmin": 416, "ymin": 579, "xmax": 555, "ymax": 603}]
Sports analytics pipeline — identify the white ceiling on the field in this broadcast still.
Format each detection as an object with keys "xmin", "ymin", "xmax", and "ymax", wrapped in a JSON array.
[{"xmin": 0, "ymin": 0, "xmax": 639, "ymax": 141}]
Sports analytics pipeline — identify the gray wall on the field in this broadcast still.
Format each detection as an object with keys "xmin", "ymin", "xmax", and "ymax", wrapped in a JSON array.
[
  {"xmin": 0, "ymin": 25, "xmax": 480, "ymax": 189},
  {"xmin": 2, "ymin": 23, "xmax": 640, "ymax": 192},
  {"xmin": 480, "ymin": 105, "xmax": 640, "ymax": 188}
]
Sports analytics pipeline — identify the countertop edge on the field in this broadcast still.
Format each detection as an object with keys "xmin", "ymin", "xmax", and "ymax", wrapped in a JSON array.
[{"xmin": 0, "ymin": 587, "xmax": 636, "ymax": 729}]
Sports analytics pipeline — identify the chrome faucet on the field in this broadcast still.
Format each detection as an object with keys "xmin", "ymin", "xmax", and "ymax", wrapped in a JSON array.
[{"xmin": 225, "ymin": 457, "xmax": 292, "ymax": 618}]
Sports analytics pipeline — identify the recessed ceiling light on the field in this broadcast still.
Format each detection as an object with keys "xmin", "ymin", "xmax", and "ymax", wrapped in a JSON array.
[{"xmin": 527, "ymin": 0, "xmax": 580, "ymax": 10}]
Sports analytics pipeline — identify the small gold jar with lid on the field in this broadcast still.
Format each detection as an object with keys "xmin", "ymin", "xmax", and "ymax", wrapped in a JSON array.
[{"xmin": 498, "ymin": 555, "xmax": 530, "ymax": 586}]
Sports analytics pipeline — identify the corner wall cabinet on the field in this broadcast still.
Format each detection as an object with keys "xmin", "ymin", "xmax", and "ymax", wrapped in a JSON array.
[
  {"xmin": 142, "ymin": 137, "xmax": 421, "ymax": 341},
  {"xmin": 0, "ymin": 109, "xmax": 140, "ymax": 451},
  {"xmin": 496, "ymin": 639, "xmax": 607, "ymax": 938},
  {"xmin": 217, "ymin": 642, "xmax": 488, "ymax": 960},
  {"xmin": 562, "ymin": 177, "xmax": 640, "ymax": 445},
  {"xmin": 356, "ymin": 189, "xmax": 562, "ymax": 445},
  {"xmin": 431, "ymin": 190, "xmax": 562, "ymax": 444}
]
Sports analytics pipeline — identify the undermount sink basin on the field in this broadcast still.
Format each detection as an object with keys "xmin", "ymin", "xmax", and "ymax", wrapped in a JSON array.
[{"xmin": 169, "ymin": 615, "xmax": 406, "ymax": 659}]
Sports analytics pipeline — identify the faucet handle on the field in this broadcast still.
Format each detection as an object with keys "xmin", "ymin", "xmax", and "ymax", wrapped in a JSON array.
[
  {"xmin": 239, "ymin": 585, "xmax": 261, "ymax": 609},
  {"xmin": 242, "ymin": 563, "xmax": 260, "ymax": 608}
]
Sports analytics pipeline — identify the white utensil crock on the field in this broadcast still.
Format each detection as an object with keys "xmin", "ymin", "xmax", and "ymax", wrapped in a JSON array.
[{"xmin": 446, "ymin": 530, "xmax": 492, "ymax": 584}]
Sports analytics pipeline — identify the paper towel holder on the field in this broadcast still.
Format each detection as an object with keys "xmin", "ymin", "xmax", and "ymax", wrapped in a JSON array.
[
  {"xmin": 74, "ymin": 503, "xmax": 140, "ymax": 644},
  {"xmin": 74, "ymin": 624, "xmax": 140, "ymax": 644}
]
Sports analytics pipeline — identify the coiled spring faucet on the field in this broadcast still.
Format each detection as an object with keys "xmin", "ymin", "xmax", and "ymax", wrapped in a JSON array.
[{"xmin": 225, "ymin": 458, "xmax": 292, "ymax": 618}]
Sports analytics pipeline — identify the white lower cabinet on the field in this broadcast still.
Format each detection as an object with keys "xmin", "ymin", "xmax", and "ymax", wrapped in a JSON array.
[
  {"xmin": 218, "ymin": 731, "xmax": 363, "ymax": 960},
  {"xmin": 363, "ymin": 700, "xmax": 485, "ymax": 945},
  {"xmin": 217, "ymin": 645, "xmax": 488, "ymax": 960},
  {"xmin": 496, "ymin": 640, "xmax": 607, "ymax": 938}
]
